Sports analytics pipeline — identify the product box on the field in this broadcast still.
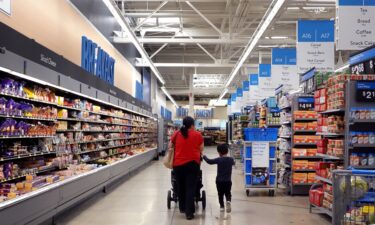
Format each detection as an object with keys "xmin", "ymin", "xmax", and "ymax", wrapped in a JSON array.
[
  {"xmin": 293, "ymin": 160, "xmax": 308, "ymax": 170},
  {"xmin": 308, "ymin": 172, "xmax": 316, "ymax": 183},
  {"xmin": 292, "ymin": 173, "xmax": 308, "ymax": 184},
  {"xmin": 292, "ymin": 149, "xmax": 307, "ymax": 157},
  {"xmin": 307, "ymin": 148, "xmax": 317, "ymax": 156},
  {"xmin": 308, "ymin": 162, "xmax": 316, "ymax": 170},
  {"xmin": 314, "ymin": 190, "xmax": 324, "ymax": 207}
]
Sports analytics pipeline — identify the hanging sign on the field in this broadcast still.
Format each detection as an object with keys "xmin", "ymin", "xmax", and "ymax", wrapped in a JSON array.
[
  {"xmin": 252, "ymin": 142, "xmax": 270, "ymax": 168},
  {"xmin": 243, "ymin": 80, "xmax": 250, "ymax": 106},
  {"xmin": 0, "ymin": 0, "xmax": 11, "ymax": 15},
  {"xmin": 297, "ymin": 20, "xmax": 335, "ymax": 74},
  {"xmin": 337, "ymin": 0, "xmax": 375, "ymax": 50},
  {"xmin": 249, "ymin": 74, "xmax": 263, "ymax": 103},
  {"xmin": 271, "ymin": 48, "xmax": 298, "ymax": 91},
  {"xmin": 258, "ymin": 64, "xmax": 274, "ymax": 97},
  {"xmin": 236, "ymin": 87, "xmax": 243, "ymax": 111},
  {"xmin": 356, "ymin": 81, "xmax": 375, "ymax": 102}
]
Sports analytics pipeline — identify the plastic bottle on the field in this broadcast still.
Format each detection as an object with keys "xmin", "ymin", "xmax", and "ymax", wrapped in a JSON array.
[
  {"xmin": 368, "ymin": 154, "xmax": 375, "ymax": 167},
  {"xmin": 369, "ymin": 132, "xmax": 375, "ymax": 144}
]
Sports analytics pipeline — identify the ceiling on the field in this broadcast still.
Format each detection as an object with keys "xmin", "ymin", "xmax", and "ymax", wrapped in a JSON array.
[{"xmin": 112, "ymin": 0, "xmax": 351, "ymax": 104}]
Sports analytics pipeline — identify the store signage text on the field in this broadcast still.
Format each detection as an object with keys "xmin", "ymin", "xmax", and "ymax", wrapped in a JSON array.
[
  {"xmin": 271, "ymin": 48, "xmax": 298, "ymax": 91},
  {"xmin": 81, "ymin": 36, "xmax": 115, "ymax": 85},
  {"xmin": 40, "ymin": 54, "xmax": 57, "ymax": 67},
  {"xmin": 297, "ymin": 20, "xmax": 335, "ymax": 74},
  {"xmin": 337, "ymin": 0, "xmax": 375, "ymax": 50}
]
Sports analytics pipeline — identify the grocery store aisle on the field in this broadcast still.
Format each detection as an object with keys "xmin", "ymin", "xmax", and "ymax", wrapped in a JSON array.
[{"xmin": 57, "ymin": 146, "xmax": 330, "ymax": 225}]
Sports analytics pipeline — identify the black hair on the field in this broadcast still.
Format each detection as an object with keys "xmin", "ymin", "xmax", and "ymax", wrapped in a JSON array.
[
  {"xmin": 217, "ymin": 144, "xmax": 229, "ymax": 155},
  {"xmin": 180, "ymin": 116, "xmax": 195, "ymax": 138}
]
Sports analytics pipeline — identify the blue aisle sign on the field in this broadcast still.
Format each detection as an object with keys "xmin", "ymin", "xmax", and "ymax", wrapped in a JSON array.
[
  {"xmin": 228, "ymin": 98, "xmax": 231, "ymax": 106},
  {"xmin": 231, "ymin": 93, "xmax": 237, "ymax": 102},
  {"xmin": 243, "ymin": 80, "xmax": 250, "ymax": 91},
  {"xmin": 237, "ymin": 88, "xmax": 243, "ymax": 97},
  {"xmin": 250, "ymin": 74, "xmax": 259, "ymax": 85},
  {"xmin": 81, "ymin": 36, "xmax": 115, "ymax": 85},
  {"xmin": 297, "ymin": 20, "xmax": 335, "ymax": 43},
  {"xmin": 338, "ymin": 0, "xmax": 375, "ymax": 6},
  {"xmin": 272, "ymin": 48, "xmax": 296, "ymax": 65},
  {"xmin": 259, "ymin": 64, "xmax": 271, "ymax": 77}
]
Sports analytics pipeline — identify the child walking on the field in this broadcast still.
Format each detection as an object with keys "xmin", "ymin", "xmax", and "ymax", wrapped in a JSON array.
[{"xmin": 203, "ymin": 144, "xmax": 235, "ymax": 213}]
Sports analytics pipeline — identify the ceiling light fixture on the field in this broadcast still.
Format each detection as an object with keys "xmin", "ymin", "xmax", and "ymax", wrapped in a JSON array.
[
  {"xmin": 270, "ymin": 36, "xmax": 288, "ymax": 39},
  {"xmin": 102, "ymin": 0, "xmax": 165, "ymax": 85},
  {"xmin": 335, "ymin": 63, "xmax": 349, "ymax": 73},
  {"xmin": 219, "ymin": 0, "xmax": 286, "ymax": 100},
  {"xmin": 161, "ymin": 87, "xmax": 179, "ymax": 108}
]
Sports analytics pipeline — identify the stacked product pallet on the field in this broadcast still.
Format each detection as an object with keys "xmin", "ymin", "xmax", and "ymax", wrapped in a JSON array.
[{"xmin": 0, "ymin": 73, "xmax": 157, "ymax": 203}]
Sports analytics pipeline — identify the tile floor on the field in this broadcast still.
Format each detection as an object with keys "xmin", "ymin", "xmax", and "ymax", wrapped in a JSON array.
[{"xmin": 57, "ymin": 146, "xmax": 331, "ymax": 225}]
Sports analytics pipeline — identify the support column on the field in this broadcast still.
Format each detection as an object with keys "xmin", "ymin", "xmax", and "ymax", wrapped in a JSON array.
[{"xmin": 189, "ymin": 74, "xmax": 194, "ymax": 117}]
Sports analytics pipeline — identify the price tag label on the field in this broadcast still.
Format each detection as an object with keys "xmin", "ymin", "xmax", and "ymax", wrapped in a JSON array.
[
  {"xmin": 356, "ymin": 81, "xmax": 375, "ymax": 102},
  {"xmin": 270, "ymin": 108, "xmax": 281, "ymax": 117},
  {"xmin": 365, "ymin": 59, "xmax": 375, "ymax": 75},
  {"xmin": 298, "ymin": 97, "xmax": 314, "ymax": 111},
  {"xmin": 350, "ymin": 62, "xmax": 366, "ymax": 75}
]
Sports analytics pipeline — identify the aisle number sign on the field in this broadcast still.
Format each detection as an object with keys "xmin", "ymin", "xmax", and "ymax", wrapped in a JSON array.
[
  {"xmin": 242, "ymin": 80, "xmax": 250, "ymax": 106},
  {"xmin": 258, "ymin": 64, "xmax": 274, "ymax": 97},
  {"xmin": 337, "ymin": 0, "xmax": 375, "ymax": 50},
  {"xmin": 297, "ymin": 20, "xmax": 335, "ymax": 74},
  {"xmin": 271, "ymin": 48, "xmax": 298, "ymax": 91},
  {"xmin": 249, "ymin": 74, "xmax": 263, "ymax": 103}
]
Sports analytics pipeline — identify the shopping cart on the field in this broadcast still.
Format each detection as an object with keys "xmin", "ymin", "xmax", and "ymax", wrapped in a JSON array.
[
  {"xmin": 332, "ymin": 169, "xmax": 375, "ymax": 225},
  {"xmin": 167, "ymin": 170, "xmax": 206, "ymax": 210}
]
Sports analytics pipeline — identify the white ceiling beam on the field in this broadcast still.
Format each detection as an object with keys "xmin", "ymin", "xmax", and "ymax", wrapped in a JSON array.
[
  {"xmin": 150, "ymin": 35, "xmax": 176, "ymax": 59},
  {"xmin": 135, "ymin": 62, "xmax": 258, "ymax": 68},
  {"xmin": 133, "ymin": 1, "xmax": 168, "ymax": 30},
  {"xmin": 113, "ymin": 37, "xmax": 296, "ymax": 45},
  {"xmin": 168, "ymin": 88, "xmax": 223, "ymax": 95},
  {"xmin": 185, "ymin": 1, "xmax": 223, "ymax": 36},
  {"xmin": 187, "ymin": 36, "xmax": 216, "ymax": 62}
]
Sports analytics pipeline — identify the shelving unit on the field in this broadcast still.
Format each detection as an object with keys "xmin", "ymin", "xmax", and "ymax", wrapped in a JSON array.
[{"xmin": 0, "ymin": 70, "xmax": 158, "ymax": 207}]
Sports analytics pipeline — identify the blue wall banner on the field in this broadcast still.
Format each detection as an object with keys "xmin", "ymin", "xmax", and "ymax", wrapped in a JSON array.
[
  {"xmin": 271, "ymin": 48, "xmax": 298, "ymax": 91},
  {"xmin": 297, "ymin": 20, "xmax": 334, "ymax": 74},
  {"xmin": 337, "ymin": 0, "xmax": 375, "ymax": 50},
  {"xmin": 81, "ymin": 36, "xmax": 115, "ymax": 85},
  {"xmin": 250, "ymin": 74, "xmax": 259, "ymax": 85}
]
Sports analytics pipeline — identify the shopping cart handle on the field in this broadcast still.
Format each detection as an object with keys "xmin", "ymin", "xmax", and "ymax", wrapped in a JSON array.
[{"xmin": 351, "ymin": 169, "xmax": 375, "ymax": 175}]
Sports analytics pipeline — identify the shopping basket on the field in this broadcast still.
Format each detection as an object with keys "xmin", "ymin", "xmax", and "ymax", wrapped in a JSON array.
[{"xmin": 332, "ymin": 169, "xmax": 375, "ymax": 225}]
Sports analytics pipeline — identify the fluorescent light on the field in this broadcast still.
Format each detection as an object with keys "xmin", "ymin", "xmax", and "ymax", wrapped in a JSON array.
[
  {"xmin": 161, "ymin": 87, "xmax": 178, "ymax": 108},
  {"xmin": 217, "ymin": 89, "xmax": 228, "ymax": 102},
  {"xmin": 220, "ymin": 0, "xmax": 286, "ymax": 100},
  {"xmin": 335, "ymin": 64, "xmax": 349, "ymax": 73},
  {"xmin": 102, "ymin": 0, "xmax": 165, "ymax": 85},
  {"xmin": 209, "ymin": 99, "xmax": 227, "ymax": 106},
  {"xmin": 270, "ymin": 36, "xmax": 288, "ymax": 39}
]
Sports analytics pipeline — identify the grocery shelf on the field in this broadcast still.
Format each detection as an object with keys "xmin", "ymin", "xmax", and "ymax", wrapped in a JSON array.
[
  {"xmin": 267, "ymin": 124, "xmax": 281, "ymax": 127},
  {"xmin": 79, "ymin": 142, "xmax": 145, "ymax": 155},
  {"xmin": 352, "ymin": 166, "xmax": 375, "ymax": 169},
  {"xmin": 293, "ymin": 143, "xmax": 317, "ymax": 147},
  {"xmin": 0, "ymin": 166, "xmax": 56, "ymax": 184},
  {"xmin": 281, "ymin": 121, "xmax": 291, "ymax": 125},
  {"xmin": 0, "ymin": 135, "xmax": 55, "ymax": 139},
  {"xmin": 319, "ymin": 108, "xmax": 345, "ymax": 114},
  {"xmin": 349, "ymin": 144, "xmax": 375, "ymax": 149},
  {"xmin": 315, "ymin": 175, "xmax": 332, "ymax": 184},
  {"xmin": 0, "ymin": 152, "xmax": 56, "ymax": 162},
  {"xmin": 0, "ymin": 114, "xmax": 57, "ymax": 121},
  {"xmin": 349, "ymin": 119, "xmax": 375, "ymax": 124},
  {"xmin": 316, "ymin": 132, "xmax": 345, "ymax": 137},
  {"xmin": 294, "ymin": 118, "xmax": 318, "ymax": 122},
  {"xmin": 0, "ymin": 92, "xmax": 57, "ymax": 106},
  {"xmin": 293, "ymin": 169, "xmax": 316, "ymax": 172},
  {"xmin": 294, "ymin": 130, "xmax": 317, "ymax": 134},
  {"xmin": 293, "ymin": 183, "xmax": 314, "ymax": 186},
  {"xmin": 310, "ymin": 204, "xmax": 333, "ymax": 217},
  {"xmin": 293, "ymin": 156, "xmax": 322, "ymax": 160},
  {"xmin": 316, "ymin": 153, "xmax": 343, "ymax": 160}
]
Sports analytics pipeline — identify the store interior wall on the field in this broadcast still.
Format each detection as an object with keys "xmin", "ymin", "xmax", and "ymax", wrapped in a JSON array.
[{"xmin": 0, "ymin": 0, "xmax": 140, "ymax": 96}]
